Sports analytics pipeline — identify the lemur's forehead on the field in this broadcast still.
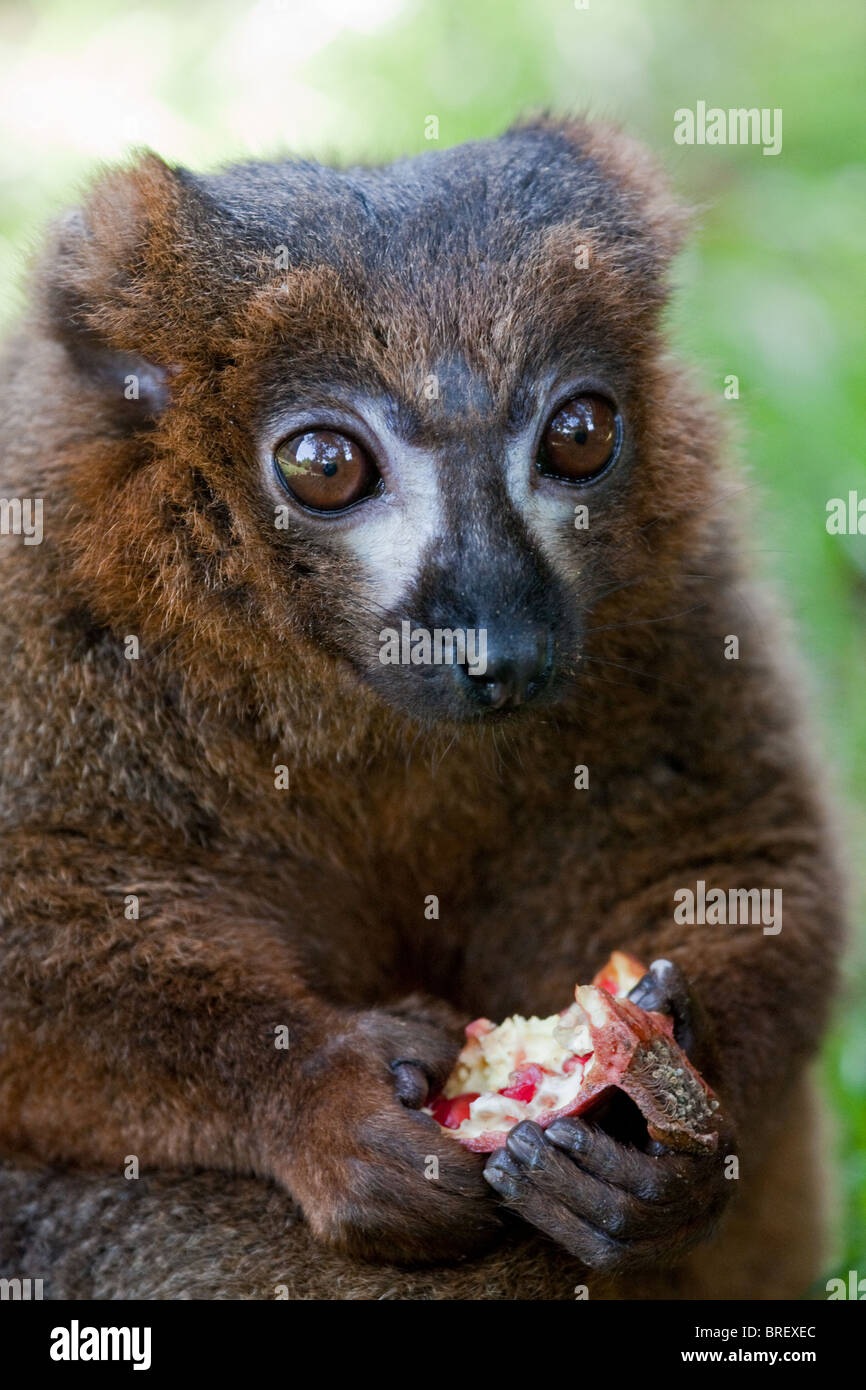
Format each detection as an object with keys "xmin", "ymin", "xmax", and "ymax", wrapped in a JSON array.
[
  {"xmin": 203, "ymin": 121, "xmax": 675, "ymax": 315},
  {"xmin": 205, "ymin": 122, "xmax": 652, "ymax": 263},
  {"xmin": 216, "ymin": 121, "xmax": 680, "ymax": 435},
  {"xmin": 245, "ymin": 234, "xmax": 629, "ymax": 449}
]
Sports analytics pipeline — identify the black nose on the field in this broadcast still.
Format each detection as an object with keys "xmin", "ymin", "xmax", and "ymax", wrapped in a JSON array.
[{"xmin": 459, "ymin": 630, "xmax": 554, "ymax": 711}]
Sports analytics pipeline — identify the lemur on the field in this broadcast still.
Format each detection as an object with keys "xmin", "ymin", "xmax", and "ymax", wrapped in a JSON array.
[{"xmin": 0, "ymin": 116, "xmax": 843, "ymax": 1299}]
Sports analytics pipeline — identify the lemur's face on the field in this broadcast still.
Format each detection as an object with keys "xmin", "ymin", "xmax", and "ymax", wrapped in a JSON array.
[
  {"xmin": 259, "ymin": 371, "xmax": 620, "ymax": 723},
  {"xmin": 50, "ymin": 120, "xmax": 696, "ymax": 729}
]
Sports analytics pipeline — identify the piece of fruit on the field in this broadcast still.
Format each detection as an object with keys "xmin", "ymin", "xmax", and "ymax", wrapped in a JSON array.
[
  {"xmin": 427, "ymin": 952, "xmax": 720, "ymax": 1154},
  {"xmin": 429, "ymin": 1092, "xmax": 479, "ymax": 1129},
  {"xmin": 593, "ymin": 949, "xmax": 646, "ymax": 998},
  {"xmin": 499, "ymin": 1063, "xmax": 545, "ymax": 1103}
]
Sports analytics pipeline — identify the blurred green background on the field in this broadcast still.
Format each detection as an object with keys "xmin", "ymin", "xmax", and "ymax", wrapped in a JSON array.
[{"xmin": 1, "ymin": 0, "xmax": 863, "ymax": 1291}]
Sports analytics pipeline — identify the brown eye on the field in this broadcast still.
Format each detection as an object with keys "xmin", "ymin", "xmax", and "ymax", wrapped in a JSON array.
[
  {"xmin": 274, "ymin": 430, "xmax": 381, "ymax": 512},
  {"xmin": 537, "ymin": 394, "xmax": 619, "ymax": 482}
]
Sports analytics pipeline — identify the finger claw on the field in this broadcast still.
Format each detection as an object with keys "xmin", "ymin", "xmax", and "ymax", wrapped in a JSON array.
[
  {"xmin": 505, "ymin": 1121, "xmax": 547, "ymax": 1167},
  {"xmin": 627, "ymin": 976, "xmax": 666, "ymax": 1012},
  {"xmin": 629, "ymin": 959, "xmax": 696, "ymax": 1053},
  {"xmin": 390, "ymin": 1059, "xmax": 430, "ymax": 1108},
  {"xmin": 546, "ymin": 1118, "xmax": 588, "ymax": 1155},
  {"xmin": 484, "ymin": 1150, "xmax": 525, "ymax": 1199}
]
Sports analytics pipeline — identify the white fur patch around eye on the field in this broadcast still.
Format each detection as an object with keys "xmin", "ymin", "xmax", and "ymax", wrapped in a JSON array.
[
  {"xmin": 504, "ymin": 435, "xmax": 581, "ymax": 576},
  {"xmin": 337, "ymin": 433, "xmax": 444, "ymax": 615}
]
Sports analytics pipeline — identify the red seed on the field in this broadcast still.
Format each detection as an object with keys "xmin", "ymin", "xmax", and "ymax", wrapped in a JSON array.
[
  {"xmin": 430, "ymin": 1093, "xmax": 479, "ymax": 1129},
  {"xmin": 564, "ymin": 1052, "xmax": 593, "ymax": 1074},
  {"xmin": 500, "ymin": 1063, "xmax": 545, "ymax": 1102}
]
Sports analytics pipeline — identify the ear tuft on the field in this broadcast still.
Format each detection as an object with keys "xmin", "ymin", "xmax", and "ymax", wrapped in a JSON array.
[
  {"xmin": 509, "ymin": 112, "xmax": 693, "ymax": 276},
  {"xmin": 34, "ymin": 153, "xmax": 241, "ymax": 425}
]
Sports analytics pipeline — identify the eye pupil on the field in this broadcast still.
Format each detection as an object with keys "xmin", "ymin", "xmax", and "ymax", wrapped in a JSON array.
[
  {"xmin": 274, "ymin": 429, "xmax": 380, "ymax": 513},
  {"xmin": 537, "ymin": 394, "xmax": 619, "ymax": 483}
]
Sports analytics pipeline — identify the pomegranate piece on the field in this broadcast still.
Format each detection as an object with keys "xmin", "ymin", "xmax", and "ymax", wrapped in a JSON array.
[
  {"xmin": 429, "ymin": 1092, "xmax": 479, "ymax": 1129},
  {"xmin": 570, "ymin": 985, "xmax": 720, "ymax": 1154},
  {"xmin": 427, "ymin": 952, "xmax": 721, "ymax": 1155}
]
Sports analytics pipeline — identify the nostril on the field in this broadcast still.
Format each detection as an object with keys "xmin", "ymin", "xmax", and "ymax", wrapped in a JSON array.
[
  {"xmin": 467, "ymin": 671, "xmax": 520, "ymax": 710},
  {"xmin": 460, "ymin": 633, "xmax": 554, "ymax": 710}
]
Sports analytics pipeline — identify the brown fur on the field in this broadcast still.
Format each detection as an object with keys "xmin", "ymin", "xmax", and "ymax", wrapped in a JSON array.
[
  {"xmin": 0, "ymin": 1077, "xmax": 828, "ymax": 1298},
  {"xmin": 0, "ymin": 117, "xmax": 844, "ymax": 1297}
]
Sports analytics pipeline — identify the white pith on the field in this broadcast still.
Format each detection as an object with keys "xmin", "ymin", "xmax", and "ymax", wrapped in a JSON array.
[
  {"xmin": 443, "ymin": 1005, "xmax": 594, "ymax": 1140},
  {"xmin": 434, "ymin": 953, "xmax": 645, "ymax": 1143}
]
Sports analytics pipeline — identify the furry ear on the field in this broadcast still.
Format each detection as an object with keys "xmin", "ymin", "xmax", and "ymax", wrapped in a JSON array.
[
  {"xmin": 575, "ymin": 118, "xmax": 693, "ymax": 270},
  {"xmin": 511, "ymin": 113, "xmax": 693, "ymax": 280},
  {"xmin": 35, "ymin": 153, "xmax": 245, "ymax": 427}
]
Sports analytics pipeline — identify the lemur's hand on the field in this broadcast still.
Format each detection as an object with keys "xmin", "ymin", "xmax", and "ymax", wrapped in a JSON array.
[
  {"xmin": 483, "ymin": 960, "xmax": 736, "ymax": 1274},
  {"xmin": 273, "ymin": 997, "xmax": 501, "ymax": 1262}
]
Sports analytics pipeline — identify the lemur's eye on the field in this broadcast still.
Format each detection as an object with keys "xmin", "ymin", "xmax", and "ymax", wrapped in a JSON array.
[
  {"xmin": 274, "ymin": 430, "xmax": 381, "ymax": 512},
  {"xmin": 537, "ymin": 395, "xmax": 619, "ymax": 482}
]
